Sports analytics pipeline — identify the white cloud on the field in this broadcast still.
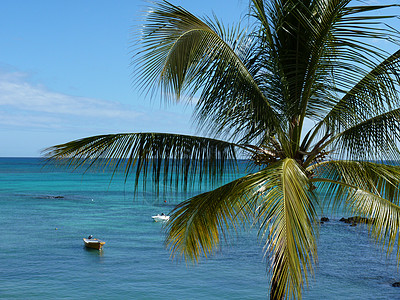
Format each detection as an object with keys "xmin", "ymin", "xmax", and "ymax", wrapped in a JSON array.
[
  {"xmin": 0, "ymin": 71, "xmax": 142, "ymax": 122},
  {"xmin": 0, "ymin": 69, "xmax": 194, "ymax": 137},
  {"xmin": 0, "ymin": 69, "xmax": 195, "ymax": 156}
]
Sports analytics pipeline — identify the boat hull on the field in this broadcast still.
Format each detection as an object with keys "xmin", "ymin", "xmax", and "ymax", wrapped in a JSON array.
[
  {"xmin": 152, "ymin": 215, "xmax": 170, "ymax": 222},
  {"xmin": 83, "ymin": 238, "xmax": 105, "ymax": 250}
]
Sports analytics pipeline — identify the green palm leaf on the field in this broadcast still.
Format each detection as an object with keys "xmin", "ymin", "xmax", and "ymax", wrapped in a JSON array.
[
  {"xmin": 167, "ymin": 158, "xmax": 318, "ymax": 300},
  {"xmin": 347, "ymin": 189, "xmax": 400, "ymax": 258},
  {"xmin": 310, "ymin": 160, "xmax": 400, "ymax": 204},
  {"xmin": 166, "ymin": 168, "xmax": 267, "ymax": 262},
  {"xmin": 134, "ymin": 1, "xmax": 280, "ymax": 144},
  {"xmin": 260, "ymin": 159, "xmax": 318, "ymax": 300},
  {"xmin": 311, "ymin": 160, "xmax": 400, "ymax": 260},
  {"xmin": 43, "ymin": 133, "xmax": 239, "ymax": 191},
  {"xmin": 322, "ymin": 49, "xmax": 400, "ymax": 130},
  {"xmin": 332, "ymin": 108, "xmax": 400, "ymax": 160}
]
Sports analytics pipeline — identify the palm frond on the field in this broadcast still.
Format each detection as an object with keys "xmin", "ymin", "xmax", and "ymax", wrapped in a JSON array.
[
  {"xmin": 302, "ymin": 47, "xmax": 400, "ymax": 162},
  {"xmin": 166, "ymin": 158, "xmax": 318, "ymax": 300},
  {"xmin": 324, "ymin": 3, "xmax": 400, "ymax": 96},
  {"xmin": 133, "ymin": 1, "xmax": 280, "ymax": 144},
  {"xmin": 321, "ymin": 50, "xmax": 400, "ymax": 135},
  {"xmin": 165, "ymin": 163, "xmax": 282, "ymax": 262},
  {"xmin": 332, "ymin": 108, "xmax": 400, "ymax": 160},
  {"xmin": 42, "ymin": 133, "xmax": 239, "ymax": 191},
  {"xmin": 260, "ymin": 159, "xmax": 318, "ymax": 300},
  {"xmin": 309, "ymin": 160, "xmax": 400, "ymax": 212},
  {"xmin": 249, "ymin": 0, "xmax": 400, "ymax": 152},
  {"xmin": 310, "ymin": 160, "xmax": 400, "ymax": 261},
  {"xmin": 311, "ymin": 175, "xmax": 400, "ymax": 261},
  {"xmin": 347, "ymin": 188, "xmax": 400, "ymax": 258},
  {"xmin": 283, "ymin": 2, "xmax": 400, "ymax": 141}
]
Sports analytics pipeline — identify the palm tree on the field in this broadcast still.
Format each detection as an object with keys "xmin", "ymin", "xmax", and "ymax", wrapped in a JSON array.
[{"xmin": 43, "ymin": 0, "xmax": 400, "ymax": 299}]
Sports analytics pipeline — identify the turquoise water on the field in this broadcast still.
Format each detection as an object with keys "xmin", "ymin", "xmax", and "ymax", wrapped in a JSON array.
[{"xmin": 1, "ymin": 158, "xmax": 400, "ymax": 299}]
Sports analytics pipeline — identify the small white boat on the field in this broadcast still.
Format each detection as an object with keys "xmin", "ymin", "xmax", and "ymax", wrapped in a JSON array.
[
  {"xmin": 83, "ymin": 236, "xmax": 105, "ymax": 250},
  {"xmin": 152, "ymin": 214, "xmax": 170, "ymax": 222}
]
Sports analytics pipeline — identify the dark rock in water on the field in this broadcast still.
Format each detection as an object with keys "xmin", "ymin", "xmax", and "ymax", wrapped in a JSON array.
[
  {"xmin": 339, "ymin": 216, "xmax": 372, "ymax": 224},
  {"xmin": 339, "ymin": 217, "xmax": 351, "ymax": 223},
  {"xmin": 349, "ymin": 216, "xmax": 367, "ymax": 223},
  {"xmin": 40, "ymin": 195, "xmax": 65, "ymax": 199},
  {"xmin": 392, "ymin": 282, "xmax": 400, "ymax": 287},
  {"xmin": 321, "ymin": 217, "xmax": 329, "ymax": 222}
]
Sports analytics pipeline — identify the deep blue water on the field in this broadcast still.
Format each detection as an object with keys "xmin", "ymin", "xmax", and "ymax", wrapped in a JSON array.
[{"xmin": 1, "ymin": 157, "xmax": 400, "ymax": 299}]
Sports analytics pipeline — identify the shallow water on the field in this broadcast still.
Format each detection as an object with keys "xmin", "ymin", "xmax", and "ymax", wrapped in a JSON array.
[{"xmin": 1, "ymin": 158, "xmax": 400, "ymax": 299}]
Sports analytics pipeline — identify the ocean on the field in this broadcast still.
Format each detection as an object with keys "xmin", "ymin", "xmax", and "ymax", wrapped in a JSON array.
[{"xmin": 1, "ymin": 157, "xmax": 400, "ymax": 299}]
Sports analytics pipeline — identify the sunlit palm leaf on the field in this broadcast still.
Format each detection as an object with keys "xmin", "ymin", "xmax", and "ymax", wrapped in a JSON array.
[
  {"xmin": 166, "ymin": 163, "xmax": 283, "ymax": 262},
  {"xmin": 310, "ymin": 160, "xmax": 400, "ymax": 248},
  {"xmin": 310, "ymin": 160, "xmax": 400, "ymax": 261},
  {"xmin": 166, "ymin": 158, "xmax": 318, "ymax": 299},
  {"xmin": 322, "ymin": 50, "xmax": 400, "ymax": 134},
  {"xmin": 134, "ymin": 1, "xmax": 280, "ymax": 144},
  {"xmin": 310, "ymin": 160, "xmax": 400, "ymax": 206},
  {"xmin": 249, "ymin": 1, "xmax": 400, "ymax": 154},
  {"xmin": 311, "ymin": 174, "xmax": 400, "ymax": 261},
  {"xmin": 347, "ymin": 189, "xmax": 400, "ymax": 258},
  {"xmin": 43, "ymin": 133, "xmax": 239, "ymax": 191},
  {"xmin": 308, "ymin": 50, "xmax": 400, "ymax": 161},
  {"xmin": 260, "ymin": 159, "xmax": 318, "ymax": 300},
  {"xmin": 333, "ymin": 108, "xmax": 400, "ymax": 160},
  {"xmin": 324, "ymin": 3, "xmax": 400, "ymax": 97}
]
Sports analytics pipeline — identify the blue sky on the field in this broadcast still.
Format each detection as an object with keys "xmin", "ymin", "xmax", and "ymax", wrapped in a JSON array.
[
  {"xmin": 0, "ymin": 0, "xmax": 396, "ymax": 157},
  {"xmin": 0, "ymin": 0, "xmax": 247, "ymax": 157}
]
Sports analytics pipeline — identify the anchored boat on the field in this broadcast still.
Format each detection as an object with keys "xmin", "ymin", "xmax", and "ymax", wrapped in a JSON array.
[
  {"xmin": 83, "ymin": 236, "xmax": 105, "ymax": 250},
  {"xmin": 152, "ymin": 214, "xmax": 170, "ymax": 222}
]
